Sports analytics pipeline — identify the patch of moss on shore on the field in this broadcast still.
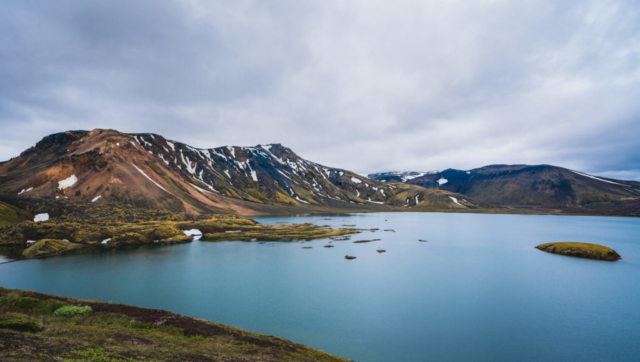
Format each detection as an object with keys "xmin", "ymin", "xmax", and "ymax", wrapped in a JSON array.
[
  {"xmin": 0, "ymin": 287, "xmax": 351, "ymax": 361},
  {"xmin": 535, "ymin": 242, "xmax": 621, "ymax": 261},
  {"xmin": 202, "ymin": 223, "xmax": 359, "ymax": 242},
  {"xmin": 0, "ymin": 197, "xmax": 357, "ymax": 258},
  {"xmin": 21, "ymin": 239, "xmax": 85, "ymax": 259}
]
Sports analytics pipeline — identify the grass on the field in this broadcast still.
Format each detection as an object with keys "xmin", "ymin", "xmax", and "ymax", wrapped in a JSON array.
[
  {"xmin": 535, "ymin": 242, "xmax": 621, "ymax": 261},
  {"xmin": 0, "ymin": 200, "xmax": 31, "ymax": 228},
  {"xmin": 53, "ymin": 305, "xmax": 92, "ymax": 317},
  {"xmin": 0, "ymin": 287, "xmax": 351, "ymax": 361}
]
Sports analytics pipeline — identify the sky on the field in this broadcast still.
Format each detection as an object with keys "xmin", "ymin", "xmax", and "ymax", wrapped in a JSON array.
[{"xmin": 1, "ymin": 0, "xmax": 639, "ymax": 180}]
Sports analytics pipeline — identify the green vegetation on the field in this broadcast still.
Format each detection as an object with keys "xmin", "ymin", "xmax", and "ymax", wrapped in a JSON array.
[
  {"xmin": 202, "ymin": 222, "xmax": 359, "ymax": 242},
  {"xmin": 0, "ymin": 200, "xmax": 31, "ymax": 228},
  {"xmin": 22, "ymin": 239, "xmax": 85, "ymax": 258},
  {"xmin": 535, "ymin": 242, "xmax": 621, "ymax": 261},
  {"xmin": 0, "ymin": 287, "xmax": 350, "ymax": 361},
  {"xmin": 0, "ymin": 196, "xmax": 359, "ymax": 260},
  {"xmin": 53, "ymin": 305, "xmax": 92, "ymax": 317}
]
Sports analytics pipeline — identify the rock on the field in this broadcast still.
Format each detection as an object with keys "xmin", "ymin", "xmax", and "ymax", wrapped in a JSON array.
[
  {"xmin": 323, "ymin": 245, "xmax": 335, "ymax": 248},
  {"xmin": 535, "ymin": 242, "xmax": 621, "ymax": 261},
  {"xmin": 345, "ymin": 255, "xmax": 356, "ymax": 260},
  {"xmin": 353, "ymin": 239, "xmax": 381, "ymax": 243},
  {"xmin": 377, "ymin": 249, "xmax": 386, "ymax": 253},
  {"xmin": 419, "ymin": 239, "xmax": 428, "ymax": 242}
]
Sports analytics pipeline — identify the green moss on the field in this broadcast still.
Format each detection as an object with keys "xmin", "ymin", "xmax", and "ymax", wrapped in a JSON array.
[
  {"xmin": 535, "ymin": 242, "xmax": 621, "ymax": 261},
  {"xmin": 8, "ymin": 296, "xmax": 42, "ymax": 310},
  {"xmin": 0, "ymin": 200, "xmax": 31, "ymax": 228},
  {"xmin": 54, "ymin": 305, "xmax": 92, "ymax": 317},
  {"xmin": 22, "ymin": 239, "xmax": 86, "ymax": 258},
  {"xmin": 0, "ymin": 319, "xmax": 43, "ymax": 333},
  {"xmin": 202, "ymin": 223, "xmax": 359, "ymax": 242}
]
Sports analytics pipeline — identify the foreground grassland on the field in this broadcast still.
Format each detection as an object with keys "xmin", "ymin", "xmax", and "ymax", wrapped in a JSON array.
[
  {"xmin": 0, "ymin": 287, "xmax": 350, "ymax": 361},
  {"xmin": 0, "ymin": 201, "xmax": 31, "ymax": 228},
  {"xmin": 535, "ymin": 242, "xmax": 621, "ymax": 261},
  {"xmin": 0, "ymin": 197, "xmax": 358, "ymax": 259}
]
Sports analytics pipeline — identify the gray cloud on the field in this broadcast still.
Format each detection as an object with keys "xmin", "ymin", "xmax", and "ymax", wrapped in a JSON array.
[{"xmin": 1, "ymin": 0, "xmax": 639, "ymax": 179}]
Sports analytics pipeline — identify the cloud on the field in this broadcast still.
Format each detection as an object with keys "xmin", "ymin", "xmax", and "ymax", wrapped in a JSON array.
[{"xmin": 1, "ymin": 0, "xmax": 639, "ymax": 180}]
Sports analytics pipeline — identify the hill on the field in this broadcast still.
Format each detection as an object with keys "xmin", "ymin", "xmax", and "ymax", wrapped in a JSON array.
[
  {"xmin": 0, "ymin": 129, "xmax": 481, "ymax": 215},
  {"xmin": 370, "ymin": 164, "xmax": 640, "ymax": 215},
  {"xmin": 0, "ymin": 287, "xmax": 350, "ymax": 361}
]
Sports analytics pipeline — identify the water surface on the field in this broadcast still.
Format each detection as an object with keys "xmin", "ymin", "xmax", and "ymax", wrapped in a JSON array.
[{"xmin": 1, "ymin": 213, "xmax": 639, "ymax": 361}]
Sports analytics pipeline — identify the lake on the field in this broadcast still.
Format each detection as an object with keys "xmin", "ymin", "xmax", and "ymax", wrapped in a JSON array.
[{"xmin": 1, "ymin": 212, "xmax": 639, "ymax": 361}]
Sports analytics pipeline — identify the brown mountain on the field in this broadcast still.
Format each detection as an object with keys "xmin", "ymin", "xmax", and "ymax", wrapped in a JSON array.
[{"xmin": 0, "ymin": 129, "xmax": 479, "ymax": 215}]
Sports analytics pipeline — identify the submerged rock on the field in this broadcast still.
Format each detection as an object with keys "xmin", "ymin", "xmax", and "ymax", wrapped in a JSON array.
[
  {"xmin": 535, "ymin": 242, "xmax": 621, "ymax": 261},
  {"xmin": 353, "ymin": 239, "xmax": 381, "ymax": 243}
]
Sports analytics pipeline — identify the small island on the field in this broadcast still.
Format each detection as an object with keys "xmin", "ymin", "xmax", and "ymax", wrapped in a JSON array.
[{"xmin": 535, "ymin": 242, "xmax": 621, "ymax": 261}]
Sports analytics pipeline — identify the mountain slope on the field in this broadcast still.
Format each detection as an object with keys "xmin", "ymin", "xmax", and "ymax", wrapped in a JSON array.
[
  {"xmin": 0, "ymin": 129, "xmax": 480, "ymax": 215},
  {"xmin": 370, "ymin": 164, "xmax": 640, "ymax": 209}
]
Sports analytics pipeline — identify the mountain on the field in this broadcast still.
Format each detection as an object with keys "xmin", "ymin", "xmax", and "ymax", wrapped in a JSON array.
[
  {"xmin": 367, "ymin": 171, "xmax": 438, "ymax": 183},
  {"xmin": 370, "ymin": 164, "xmax": 640, "ymax": 214},
  {"xmin": 0, "ymin": 129, "xmax": 479, "ymax": 215}
]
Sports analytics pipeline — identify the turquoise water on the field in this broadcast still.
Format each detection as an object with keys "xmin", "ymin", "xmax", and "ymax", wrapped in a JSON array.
[{"xmin": 1, "ymin": 213, "xmax": 639, "ymax": 361}]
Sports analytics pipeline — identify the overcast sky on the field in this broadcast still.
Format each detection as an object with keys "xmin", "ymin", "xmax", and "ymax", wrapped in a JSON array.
[{"xmin": 1, "ymin": 0, "xmax": 639, "ymax": 179}]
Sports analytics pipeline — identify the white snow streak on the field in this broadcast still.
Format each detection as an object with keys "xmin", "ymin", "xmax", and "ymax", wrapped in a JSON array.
[
  {"xmin": 449, "ymin": 196, "xmax": 465, "ymax": 207},
  {"xmin": 131, "ymin": 164, "xmax": 170, "ymax": 193},
  {"xmin": 570, "ymin": 170, "xmax": 626, "ymax": 186}
]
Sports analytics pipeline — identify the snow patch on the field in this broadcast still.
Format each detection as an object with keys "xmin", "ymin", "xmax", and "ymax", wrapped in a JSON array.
[
  {"xmin": 26, "ymin": 240, "xmax": 36, "ymax": 244},
  {"xmin": 449, "ymin": 196, "xmax": 465, "ymax": 207},
  {"xmin": 351, "ymin": 177, "xmax": 362, "ymax": 184},
  {"xmin": 190, "ymin": 182, "xmax": 218, "ymax": 194},
  {"xmin": 58, "ymin": 175, "xmax": 78, "ymax": 190},
  {"xmin": 183, "ymin": 229, "xmax": 202, "ymax": 236},
  {"xmin": 101, "ymin": 238, "xmax": 111, "ymax": 245},
  {"xmin": 438, "ymin": 177, "xmax": 448, "ymax": 186},
  {"xmin": 92, "ymin": 195, "xmax": 101, "ymax": 202},
  {"xmin": 34, "ymin": 213, "xmax": 49, "ymax": 222},
  {"xmin": 294, "ymin": 196, "xmax": 310, "ymax": 204}
]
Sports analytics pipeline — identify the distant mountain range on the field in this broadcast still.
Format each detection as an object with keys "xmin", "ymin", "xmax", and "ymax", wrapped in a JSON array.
[
  {"xmin": 0, "ymin": 129, "xmax": 477, "ymax": 215},
  {"xmin": 367, "ymin": 171, "xmax": 439, "ymax": 183},
  {"xmin": 2, "ymin": 129, "xmax": 638, "ymax": 217},
  {"xmin": 369, "ymin": 165, "xmax": 640, "ymax": 215}
]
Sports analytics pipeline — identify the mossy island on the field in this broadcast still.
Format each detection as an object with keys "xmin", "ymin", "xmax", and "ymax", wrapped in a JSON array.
[{"xmin": 535, "ymin": 242, "xmax": 621, "ymax": 261}]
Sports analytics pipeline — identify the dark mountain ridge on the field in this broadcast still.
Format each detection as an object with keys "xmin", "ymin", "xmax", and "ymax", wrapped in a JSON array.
[{"xmin": 370, "ymin": 164, "xmax": 640, "ymax": 214}]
